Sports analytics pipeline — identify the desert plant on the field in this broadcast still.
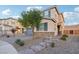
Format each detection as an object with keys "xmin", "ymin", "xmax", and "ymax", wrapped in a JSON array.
[
  {"xmin": 50, "ymin": 42, "xmax": 55, "ymax": 48},
  {"xmin": 15, "ymin": 39, "xmax": 21, "ymax": 43},
  {"xmin": 18, "ymin": 41, "xmax": 24, "ymax": 46},
  {"xmin": 62, "ymin": 34, "xmax": 68, "ymax": 38},
  {"xmin": 15, "ymin": 39, "xmax": 24, "ymax": 46},
  {"xmin": 60, "ymin": 34, "xmax": 68, "ymax": 41},
  {"xmin": 60, "ymin": 36, "xmax": 67, "ymax": 41}
]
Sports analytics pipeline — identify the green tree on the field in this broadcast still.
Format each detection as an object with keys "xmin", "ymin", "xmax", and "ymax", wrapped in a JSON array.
[{"xmin": 18, "ymin": 9, "xmax": 43, "ymax": 39}]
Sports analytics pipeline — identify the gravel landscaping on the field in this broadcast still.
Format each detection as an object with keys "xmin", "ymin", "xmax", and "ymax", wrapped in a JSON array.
[
  {"xmin": 13, "ymin": 36, "xmax": 79, "ymax": 54},
  {"xmin": 38, "ymin": 36, "xmax": 79, "ymax": 54},
  {"xmin": 1, "ymin": 34, "xmax": 79, "ymax": 54}
]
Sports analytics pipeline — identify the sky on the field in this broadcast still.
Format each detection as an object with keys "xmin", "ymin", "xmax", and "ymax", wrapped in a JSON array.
[{"xmin": 0, "ymin": 5, "xmax": 79, "ymax": 25}]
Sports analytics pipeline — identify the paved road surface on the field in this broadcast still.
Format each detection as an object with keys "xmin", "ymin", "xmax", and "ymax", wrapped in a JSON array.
[{"xmin": 0, "ymin": 34, "xmax": 32, "ymax": 44}]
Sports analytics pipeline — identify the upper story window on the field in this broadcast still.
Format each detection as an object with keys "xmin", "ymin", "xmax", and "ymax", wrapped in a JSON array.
[
  {"xmin": 43, "ymin": 10, "xmax": 51, "ymax": 18},
  {"xmin": 43, "ymin": 8, "xmax": 58, "ymax": 19}
]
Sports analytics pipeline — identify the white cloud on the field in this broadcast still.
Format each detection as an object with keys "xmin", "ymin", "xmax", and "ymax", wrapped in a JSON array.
[
  {"xmin": 64, "ymin": 6, "xmax": 79, "ymax": 19},
  {"xmin": 26, "ymin": 6, "xmax": 43, "ymax": 11},
  {"xmin": 63, "ymin": 12, "xmax": 74, "ymax": 18},
  {"xmin": 1, "ymin": 9, "xmax": 20, "ymax": 19},
  {"xmin": 63, "ymin": 7, "xmax": 79, "ymax": 25},
  {"xmin": 63, "ymin": 12, "xmax": 79, "ymax": 25},
  {"xmin": 65, "ymin": 22, "xmax": 79, "ymax": 25},
  {"xmin": 74, "ymin": 7, "xmax": 79, "ymax": 12},
  {"xmin": 2, "ymin": 9, "xmax": 11, "ymax": 16},
  {"xmin": 63, "ymin": 12, "xmax": 79, "ymax": 19},
  {"xmin": 10, "ymin": 15, "xmax": 20, "ymax": 19}
]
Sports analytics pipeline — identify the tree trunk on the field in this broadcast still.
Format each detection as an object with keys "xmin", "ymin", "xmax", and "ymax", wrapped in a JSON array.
[{"xmin": 32, "ymin": 27, "xmax": 34, "ymax": 40}]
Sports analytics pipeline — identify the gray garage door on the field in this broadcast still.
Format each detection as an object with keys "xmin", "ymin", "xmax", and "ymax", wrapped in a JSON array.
[{"xmin": 25, "ymin": 28, "xmax": 33, "ymax": 36}]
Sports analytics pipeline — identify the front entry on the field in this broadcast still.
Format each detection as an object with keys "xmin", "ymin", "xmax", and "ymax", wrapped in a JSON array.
[{"xmin": 57, "ymin": 25, "xmax": 61, "ymax": 35}]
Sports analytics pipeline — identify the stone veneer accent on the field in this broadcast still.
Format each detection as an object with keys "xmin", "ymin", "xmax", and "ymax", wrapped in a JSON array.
[{"xmin": 34, "ymin": 32, "xmax": 55, "ymax": 39}]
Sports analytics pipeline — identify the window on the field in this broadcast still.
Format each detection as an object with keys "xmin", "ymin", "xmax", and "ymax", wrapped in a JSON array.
[
  {"xmin": 36, "ymin": 23, "xmax": 48, "ymax": 31},
  {"xmin": 70, "ymin": 30, "xmax": 73, "ymax": 34},
  {"xmin": 48, "ymin": 10, "xmax": 51, "ymax": 17},
  {"xmin": 44, "ymin": 10, "xmax": 51, "ymax": 18},
  {"xmin": 51, "ymin": 12, "xmax": 55, "ymax": 18},
  {"xmin": 44, "ymin": 23, "xmax": 48, "ymax": 31}
]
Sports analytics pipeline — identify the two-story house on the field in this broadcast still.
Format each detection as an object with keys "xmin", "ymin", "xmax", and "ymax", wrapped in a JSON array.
[
  {"xmin": 0, "ymin": 18, "xmax": 24, "ymax": 35},
  {"xmin": 34, "ymin": 6, "xmax": 64, "ymax": 38}
]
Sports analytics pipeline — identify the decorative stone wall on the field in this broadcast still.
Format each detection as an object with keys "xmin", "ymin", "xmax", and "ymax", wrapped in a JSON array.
[{"xmin": 34, "ymin": 32, "xmax": 55, "ymax": 39}]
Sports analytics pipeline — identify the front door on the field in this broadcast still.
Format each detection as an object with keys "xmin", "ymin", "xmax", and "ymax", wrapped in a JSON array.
[{"xmin": 57, "ymin": 25, "xmax": 61, "ymax": 35}]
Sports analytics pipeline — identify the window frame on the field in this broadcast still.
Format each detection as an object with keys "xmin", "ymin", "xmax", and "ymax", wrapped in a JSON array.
[
  {"xmin": 44, "ymin": 10, "xmax": 51, "ymax": 18},
  {"xmin": 36, "ymin": 22, "xmax": 48, "ymax": 31},
  {"xmin": 70, "ymin": 30, "xmax": 73, "ymax": 34}
]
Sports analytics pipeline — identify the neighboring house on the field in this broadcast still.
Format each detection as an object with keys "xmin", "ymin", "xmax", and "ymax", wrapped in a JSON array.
[
  {"xmin": 34, "ymin": 6, "xmax": 64, "ymax": 38},
  {"xmin": 64, "ymin": 25, "xmax": 79, "ymax": 36},
  {"xmin": 0, "ymin": 18, "xmax": 24, "ymax": 35}
]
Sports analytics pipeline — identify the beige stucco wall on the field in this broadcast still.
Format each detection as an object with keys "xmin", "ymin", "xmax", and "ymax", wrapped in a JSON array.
[
  {"xmin": 34, "ymin": 19, "xmax": 56, "ymax": 31},
  {"xmin": 50, "ymin": 8, "xmax": 59, "ymax": 22},
  {"xmin": 50, "ymin": 8, "xmax": 64, "ymax": 35},
  {"xmin": 58, "ymin": 13, "xmax": 64, "ymax": 34}
]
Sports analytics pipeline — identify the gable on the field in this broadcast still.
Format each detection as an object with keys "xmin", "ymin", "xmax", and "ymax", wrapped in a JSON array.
[{"xmin": 43, "ymin": 6, "xmax": 59, "ymax": 23}]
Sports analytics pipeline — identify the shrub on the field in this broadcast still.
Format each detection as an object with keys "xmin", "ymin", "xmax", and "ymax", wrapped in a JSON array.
[
  {"xmin": 60, "ymin": 36, "xmax": 67, "ymax": 41},
  {"xmin": 18, "ymin": 41, "xmax": 24, "ymax": 46},
  {"xmin": 50, "ymin": 42, "xmax": 55, "ymax": 48},
  {"xmin": 15, "ymin": 39, "xmax": 21, "ymax": 44},
  {"xmin": 60, "ymin": 34, "xmax": 68, "ymax": 41},
  {"xmin": 62, "ymin": 34, "xmax": 68, "ymax": 38},
  {"xmin": 15, "ymin": 39, "xmax": 24, "ymax": 46}
]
